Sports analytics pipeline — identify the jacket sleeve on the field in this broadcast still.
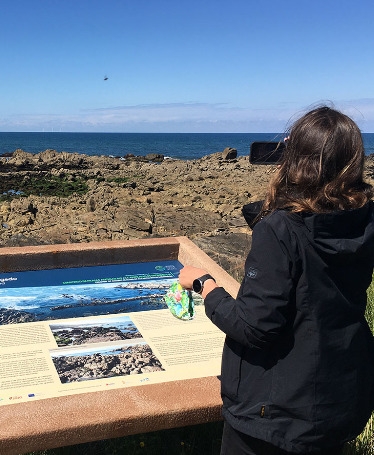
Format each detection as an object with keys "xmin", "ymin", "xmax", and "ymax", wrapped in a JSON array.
[{"xmin": 204, "ymin": 217, "xmax": 296, "ymax": 349}]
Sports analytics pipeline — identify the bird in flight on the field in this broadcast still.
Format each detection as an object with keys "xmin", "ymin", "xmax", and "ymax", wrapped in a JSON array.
[{"xmin": 104, "ymin": 75, "xmax": 108, "ymax": 81}]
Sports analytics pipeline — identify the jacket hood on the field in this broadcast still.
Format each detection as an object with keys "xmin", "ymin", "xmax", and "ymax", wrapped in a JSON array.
[
  {"xmin": 242, "ymin": 201, "xmax": 264, "ymax": 229},
  {"xmin": 298, "ymin": 201, "xmax": 374, "ymax": 258}
]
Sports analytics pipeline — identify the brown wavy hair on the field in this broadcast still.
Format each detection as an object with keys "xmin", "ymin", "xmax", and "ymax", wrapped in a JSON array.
[{"xmin": 262, "ymin": 106, "xmax": 373, "ymax": 214}]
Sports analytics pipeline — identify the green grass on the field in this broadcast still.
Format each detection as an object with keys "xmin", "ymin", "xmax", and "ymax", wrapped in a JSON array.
[
  {"xmin": 366, "ymin": 278, "xmax": 374, "ymax": 334},
  {"xmin": 343, "ymin": 277, "xmax": 374, "ymax": 455},
  {"xmin": 27, "ymin": 421, "xmax": 224, "ymax": 455}
]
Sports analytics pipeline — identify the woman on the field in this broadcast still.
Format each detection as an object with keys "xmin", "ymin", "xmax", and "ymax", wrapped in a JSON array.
[{"xmin": 179, "ymin": 106, "xmax": 374, "ymax": 454}]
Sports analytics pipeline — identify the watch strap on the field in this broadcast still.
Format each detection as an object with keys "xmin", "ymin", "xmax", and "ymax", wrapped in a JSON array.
[{"xmin": 193, "ymin": 274, "xmax": 216, "ymax": 294}]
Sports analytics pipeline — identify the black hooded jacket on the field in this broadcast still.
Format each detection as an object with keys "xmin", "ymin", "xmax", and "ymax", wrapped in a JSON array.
[{"xmin": 204, "ymin": 201, "xmax": 374, "ymax": 453}]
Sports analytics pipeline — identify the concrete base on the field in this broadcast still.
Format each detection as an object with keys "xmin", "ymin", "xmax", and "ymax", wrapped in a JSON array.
[{"xmin": 0, "ymin": 237, "xmax": 240, "ymax": 455}]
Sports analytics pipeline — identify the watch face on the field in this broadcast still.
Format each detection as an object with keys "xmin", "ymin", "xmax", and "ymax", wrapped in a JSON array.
[{"xmin": 192, "ymin": 278, "xmax": 203, "ymax": 294}]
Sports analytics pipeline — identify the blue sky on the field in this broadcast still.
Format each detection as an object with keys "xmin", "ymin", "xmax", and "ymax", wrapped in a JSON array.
[{"xmin": 1, "ymin": 0, "xmax": 373, "ymax": 133}]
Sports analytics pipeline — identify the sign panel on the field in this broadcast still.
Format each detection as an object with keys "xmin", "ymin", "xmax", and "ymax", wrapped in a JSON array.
[{"xmin": 0, "ymin": 260, "xmax": 224, "ymax": 406}]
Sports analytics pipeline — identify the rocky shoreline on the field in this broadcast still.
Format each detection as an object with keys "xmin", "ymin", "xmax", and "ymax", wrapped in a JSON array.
[
  {"xmin": 54, "ymin": 324, "xmax": 142, "ymax": 347},
  {"xmin": 52, "ymin": 344, "xmax": 164, "ymax": 383},
  {"xmin": 1, "ymin": 148, "xmax": 373, "ymax": 277}
]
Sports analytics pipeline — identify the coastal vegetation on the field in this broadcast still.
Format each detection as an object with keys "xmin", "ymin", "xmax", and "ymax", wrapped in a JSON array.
[
  {"xmin": 0, "ymin": 173, "xmax": 89, "ymax": 202},
  {"xmin": 346, "ymin": 278, "xmax": 374, "ymax": 454},
  {"xmin": 28, "ymin": 421, "xmax": 224, "ymax": 455},
  {"xmin": 343, "ymin": 277, "xmax": 374, "ymax": 455},
  {"xmin": 0, "ymin": 172, "xmax": 136, "ymax": 203}
]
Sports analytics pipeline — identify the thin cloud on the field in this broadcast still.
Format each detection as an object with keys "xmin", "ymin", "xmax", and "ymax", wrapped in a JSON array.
[
  {"xmin": 89, "ymin": 102, "xmax": 227, "ymax": 111},
  {"xmin": 1, "ymin": 100, "xmax": 374, "ymax": 132}
]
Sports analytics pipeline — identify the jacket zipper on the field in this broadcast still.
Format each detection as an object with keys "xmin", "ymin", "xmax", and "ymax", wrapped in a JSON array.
[{"xmin": 260, "ymin": 405, "xmax": 265, "ymax": 417}]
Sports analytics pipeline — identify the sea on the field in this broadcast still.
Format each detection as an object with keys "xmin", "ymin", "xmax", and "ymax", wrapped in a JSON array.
[
  {"xmin": 1, "ymin": 132, "xmax": 374, "ymax": 160},
  {"xmin": 0, "ymin": 260, "xmax": 183, "ymax": 323}
]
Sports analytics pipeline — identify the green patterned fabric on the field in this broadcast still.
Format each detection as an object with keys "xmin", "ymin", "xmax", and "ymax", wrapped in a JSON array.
[{"xmin": 164, "ymin": 282, "xmax": 195, "ymax": 320}]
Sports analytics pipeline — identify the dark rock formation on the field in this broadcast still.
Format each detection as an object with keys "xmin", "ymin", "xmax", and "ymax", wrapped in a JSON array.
[
  {"xmin": 222, "ymin": 147, "xmax": 237, "ymax": 160},
  {"xmin": 0, "ymin": 308, "xmax": 35, "ymax": 324},
  {"xmin": 54, "ymin": 325, "xmax": 141, "ymax": 347},
  {"xmin": 52, "ymin": 344, "xmax": 164, "ymax": 382}
]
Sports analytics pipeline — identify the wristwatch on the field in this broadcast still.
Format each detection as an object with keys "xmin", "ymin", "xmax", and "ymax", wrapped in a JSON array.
[{"xmin": 192, "ymin": 274, "xmax": 216, "ymax": 294}]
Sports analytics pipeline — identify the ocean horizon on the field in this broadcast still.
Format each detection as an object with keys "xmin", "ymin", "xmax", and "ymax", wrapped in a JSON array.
[{"xmin": 0, "ymin": 132, "xmax": 374, "ymax": 161}]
